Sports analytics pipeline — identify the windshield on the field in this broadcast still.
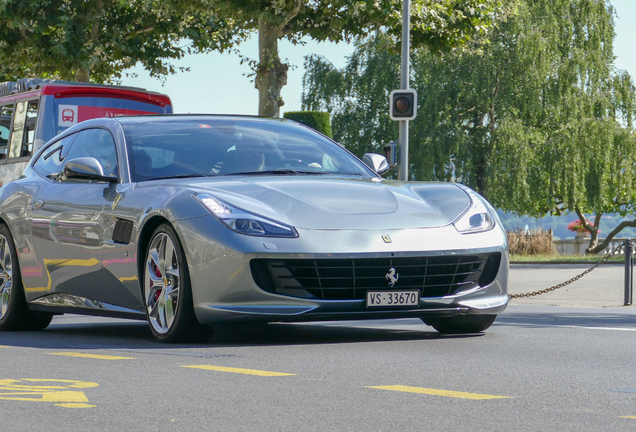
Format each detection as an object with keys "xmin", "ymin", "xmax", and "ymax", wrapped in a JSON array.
[{"xmin": 122, "ymin": 118, "xmax": 374, "ymax": 182}]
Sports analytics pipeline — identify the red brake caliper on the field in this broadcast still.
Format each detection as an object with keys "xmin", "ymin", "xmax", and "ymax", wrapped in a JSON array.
[{"xmin": 153, "ymin": 264, "xmax": 162, "ymax": 302}]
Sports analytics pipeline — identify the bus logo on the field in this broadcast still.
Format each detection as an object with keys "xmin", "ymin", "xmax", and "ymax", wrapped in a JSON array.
[
  {"xmin": 58, "ymin": 105, "xmax": 78, "ymax": 126},
  {"xmin": 62, "ymin": 109, "xmax": 74, "ymax": 123}
]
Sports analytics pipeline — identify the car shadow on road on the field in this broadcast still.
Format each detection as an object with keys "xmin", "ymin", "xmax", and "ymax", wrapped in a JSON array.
[{"xmin": 0, "ymin": 318, "xmax": 483, "ymax": 350}]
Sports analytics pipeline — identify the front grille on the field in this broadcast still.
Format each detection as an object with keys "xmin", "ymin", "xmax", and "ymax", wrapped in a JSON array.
[{"xmin": 251, "ymin": 253, "xmax": 501, "ymax": 300}]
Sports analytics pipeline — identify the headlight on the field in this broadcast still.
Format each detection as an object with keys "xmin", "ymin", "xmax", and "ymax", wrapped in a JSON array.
[
  {"xmin": 453, "ymin": 188, "xmax": 495, "ymax": 234},
  {"xmin": 194, "ymin": 194, "xmax": 298, "ymax": 238}
]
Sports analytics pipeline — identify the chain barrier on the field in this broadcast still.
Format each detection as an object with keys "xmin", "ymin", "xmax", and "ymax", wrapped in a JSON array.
[{"xmin": 509, "ymin": 241, "xmax": 633, "ymax": 299}]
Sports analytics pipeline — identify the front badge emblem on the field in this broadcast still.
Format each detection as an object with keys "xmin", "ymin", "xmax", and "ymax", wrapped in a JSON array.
[
  {"xmin": 385, "ymin": 268, "xmax": 399, "ymax": 287},
  {"xmin": 382, "ymin": 235, "xmax": 392, "ymax": 243}
]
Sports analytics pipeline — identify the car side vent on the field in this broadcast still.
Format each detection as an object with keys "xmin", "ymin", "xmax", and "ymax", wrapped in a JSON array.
[{"xmin": 113, "ymin": 219, "xmax": 134, "ymax": 244}]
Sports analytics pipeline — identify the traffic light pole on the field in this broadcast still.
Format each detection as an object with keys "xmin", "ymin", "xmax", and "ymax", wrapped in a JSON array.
[{"xmin": 398, "ymin": 0, "xmax": 411, "ymax": 181}]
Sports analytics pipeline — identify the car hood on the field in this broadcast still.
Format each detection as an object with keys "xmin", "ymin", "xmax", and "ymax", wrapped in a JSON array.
[{"xmin": 164, "ymin": 176, "xmax": 472, "ymax": 230}]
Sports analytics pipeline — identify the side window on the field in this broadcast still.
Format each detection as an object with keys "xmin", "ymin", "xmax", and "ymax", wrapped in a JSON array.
[
  {"xmin": 0, "ymin": 104, "xmax": 13, "ymax": 160},
  {"xmin": 64, "ymin": 128, "xmax": 118, "ymax": 179},
  {"xmin": 8, "ymin": 99, "xmax": 37, "ymax": 159},
  {"xmin": 22, "ymin": 100, "xmax": 38, "ymax": 157},
  {"xmin": 8, "ymin": 102, "xmax": 26, "ymax": 159},
  {"xmin": 33, "ymin": 134, "xmax": 77, "ymax": 179}
]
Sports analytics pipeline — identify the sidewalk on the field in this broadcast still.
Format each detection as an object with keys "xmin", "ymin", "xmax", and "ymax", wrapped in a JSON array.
[{"xmin": 508, "ymin": 263, "xmax": 633, "ymax": 308}]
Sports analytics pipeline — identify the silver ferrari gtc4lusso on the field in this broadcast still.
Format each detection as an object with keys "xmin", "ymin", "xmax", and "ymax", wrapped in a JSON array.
[{"xmin": 0, "ymin": 115, "xmax": 508, "ymax": 342}]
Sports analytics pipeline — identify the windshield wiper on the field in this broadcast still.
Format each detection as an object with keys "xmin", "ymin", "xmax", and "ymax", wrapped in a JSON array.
[{"xmin": 148, "ymin": 173, "xmax": 212, "ymax": 181}]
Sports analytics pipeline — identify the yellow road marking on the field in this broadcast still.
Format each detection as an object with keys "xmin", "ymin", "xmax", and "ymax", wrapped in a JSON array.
[
  {"xmin": 0, "ymin": 379, "xmax": 98, "ymax": 389},
  {"xmin": 368, "ymin": 385, "xmax": 509, "ymax": 400},
  {"xmin": 56, "ymin": 403, "xmax": 97, "ymax": 408},
  {"xmin": 48, "ymin": 352, "xmax": 136, "ymax": 360},
  {"xmin": 0, "ymin": 379, "xmax": 98, "ymax": 408},
  {"xmin": 181, "ymin": 365, "xmax": 296, "ymax": 377},
  {"xmin": 621, "ymin": 416, "xmax": 636, "ymax": 419},
  {"xmin": 0, "ymin": 391, "xmax": 89, "ymax": 403}
]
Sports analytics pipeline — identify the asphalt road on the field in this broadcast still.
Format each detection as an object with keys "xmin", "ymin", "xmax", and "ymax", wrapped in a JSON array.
[{"xmin": 0, "ymin": 264, "xmax": 635, "ymax": 431}]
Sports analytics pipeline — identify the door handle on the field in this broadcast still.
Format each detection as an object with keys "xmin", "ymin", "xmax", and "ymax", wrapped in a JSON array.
[{"xmin": 34, "ymin": 199, "xmax": 45, "ymax": 209}]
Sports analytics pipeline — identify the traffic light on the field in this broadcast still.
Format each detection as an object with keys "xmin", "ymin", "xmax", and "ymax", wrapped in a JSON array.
[{"xmin": 389, "ymin": 89, "xmax": 417, "ymax": 121}]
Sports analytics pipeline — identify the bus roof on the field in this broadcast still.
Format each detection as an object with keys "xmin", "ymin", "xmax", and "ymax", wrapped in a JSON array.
[{"xmin": 0, "ymin": 78, "xmax": 171, "ymax": 107}]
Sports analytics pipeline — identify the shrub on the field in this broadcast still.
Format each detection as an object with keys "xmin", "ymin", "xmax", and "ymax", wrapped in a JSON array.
[
  {"xmin": 283, "ymin": 111, "xmax": 332, "ymax": 137},
  {"xmin": 507, "ymin": 228, "xmax": 557, "ymax": 255}
]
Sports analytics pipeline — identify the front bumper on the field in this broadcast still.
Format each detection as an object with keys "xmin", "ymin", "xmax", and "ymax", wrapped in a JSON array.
[{"xmin": 175, "ymin": 215, "xmax": 509, "ymax": 325}]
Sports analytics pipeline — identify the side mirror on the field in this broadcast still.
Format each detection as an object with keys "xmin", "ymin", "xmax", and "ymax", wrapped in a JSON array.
[
  {"xmin": 362, "ymin": 153, "xmax": 390, "ymax": 175},
  {"xmin": 62, "ymin": 157, "xmax": 116, "ymax": 182}
]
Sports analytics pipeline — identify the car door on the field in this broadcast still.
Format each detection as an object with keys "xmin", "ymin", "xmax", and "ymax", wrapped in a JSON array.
[{"xmin": 26, "ymin": 128, "xmax": 123, "ymax": 305}]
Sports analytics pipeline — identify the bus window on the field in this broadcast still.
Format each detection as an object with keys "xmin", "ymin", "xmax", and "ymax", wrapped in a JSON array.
[
  {"xmin": 7, "ymin": 99, "xmax": 37, "ymax": 159},
  {"xmin": 23, "ymin": 100, "xmax": 38, "ymax": 157},
  {"xmin": 0, "ymin": 105, "xmax": 13, "ymax": 160},
  {"xmin": 9, "ymin": 101, "xmax": 26, "ymax": 159}
]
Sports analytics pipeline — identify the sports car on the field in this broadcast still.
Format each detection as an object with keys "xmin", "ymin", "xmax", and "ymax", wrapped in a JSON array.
[{"xmin": 0, "ymin": 115, "xmax": 508, "ymax": 342}]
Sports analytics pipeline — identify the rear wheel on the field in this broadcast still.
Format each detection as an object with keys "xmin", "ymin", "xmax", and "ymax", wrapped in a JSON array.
[
  {"xmin": 0, "ymin": 224, "xmax": 53, "ymax": 331},
  {"xmin": 423, "ymin": 315, "xmax": 497, "ymax": 334},
  {"xmin": 143, "ymin": 224, "xmax": 212, "ymax": 343}
]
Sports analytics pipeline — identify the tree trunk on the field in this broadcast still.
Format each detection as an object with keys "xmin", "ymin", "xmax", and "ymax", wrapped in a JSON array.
[
  {"xmin": 588, "ymin": 218, "xmax": 636, "ymax": 255},
  {"xmin": 255, "ymin": 18, "xmax": 287, "ymax": 117},
  {"xmin": 573, "ymin": 207, "xmax": 602, "ymax": 254}
]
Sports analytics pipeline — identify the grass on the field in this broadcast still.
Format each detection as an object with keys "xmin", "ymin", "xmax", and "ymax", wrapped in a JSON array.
[{"xmin": 510, "ymin": 253, "xmax": 626, "ymax": 262}]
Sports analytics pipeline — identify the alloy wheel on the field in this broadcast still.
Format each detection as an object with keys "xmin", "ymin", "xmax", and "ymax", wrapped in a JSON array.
[
  {"xmin": 145, "ymin": 232, "xmax": 180, "ymax": 334},
  {"xmin": 0, "ymin": 235, "xmax": 12, "ymax": 320}
]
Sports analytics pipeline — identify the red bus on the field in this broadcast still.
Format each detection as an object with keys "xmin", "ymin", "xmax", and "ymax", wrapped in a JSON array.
[{"xmin": 0, "ymin": 78, "xmax": 172, "ymax": 186}]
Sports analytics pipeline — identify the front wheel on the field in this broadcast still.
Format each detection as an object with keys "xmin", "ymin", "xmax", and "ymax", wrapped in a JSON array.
[
  {"xmin": 143, "ymin": 224, "xmax": 212, "ymax": 343},
  {"xmin": 423, "ymin": 315, "xmax": 497, "ymax": 334},
  {"xmin": 0, "ymin": 224, "xmax": 53, "ymax": 331}
]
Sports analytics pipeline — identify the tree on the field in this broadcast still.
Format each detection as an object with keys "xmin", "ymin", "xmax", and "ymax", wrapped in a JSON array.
[
  {"xmin": 302, "ymin": 0, "xmax": 636, "ymax": 254},
  {"xmin": 0, "ymin": 0, "xmax": 243, "ymax": 83},
  {"xmin": 209, "ymin": 0, "xmax": 511, "ymax": 117}
]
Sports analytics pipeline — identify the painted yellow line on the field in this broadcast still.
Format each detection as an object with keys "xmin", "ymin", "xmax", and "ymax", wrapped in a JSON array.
[
  {"xmin": 621, "ymin": 416, "xmax": 636, "ymax": 419},
  {"xmin": 48, "ymin": 352, "xmax": 136, "ymax": 360},
  {"xmin": 0, "ymin": 390, "xmax": 89, "ymax": 403},
  {"xmin": 368, "ymin": 385, "xmax": 509, "ymax": 400},
  {"xmin": 56, "ymin": 403, "xmax": 96, "ymax": 408},
  {"xmin": 181, "ymin": 365, "xmax": 295, "ymax": 377}
]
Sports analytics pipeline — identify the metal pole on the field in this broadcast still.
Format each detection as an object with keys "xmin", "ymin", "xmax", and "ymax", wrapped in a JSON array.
[
  {"xmin": 624, "ymin": 239, "xmax": 633, "ymax": 306},
  {"xmin": 398, "ymin": 0, "xmax": 410, "ymax": 181}
]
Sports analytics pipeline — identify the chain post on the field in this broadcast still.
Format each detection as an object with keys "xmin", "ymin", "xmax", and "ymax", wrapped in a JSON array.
[{"xmin": 625, "ymin": 239, "xmax": 633, "ymax": 306}]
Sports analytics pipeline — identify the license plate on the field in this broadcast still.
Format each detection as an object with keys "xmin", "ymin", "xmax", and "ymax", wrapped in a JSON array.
[{"xmin": 366, "ymin": 290, "xmax": 420, "ymax": 308}]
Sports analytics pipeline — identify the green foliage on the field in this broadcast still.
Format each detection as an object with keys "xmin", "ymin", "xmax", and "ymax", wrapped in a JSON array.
[
  {"xmin": 283, "ymin": 111, "xmax": 332, "ymax": 137},
  {"xmin": 211, "ymin": 0, "xmax": 513, "ymax": 116},
  {"xmin": 302, "ymin": 0, "xmax": 636, "ymax": 217},
  {"xmin": 0, "ymin": 0, "xmax": 512, "ymax": 115},
  {"xmin": 211, "ymin": 0, "xmax": 512, "ymax": 49},
  {"xmin": 0, "ymin": 0, "xmax": 244, "ymax": 83}
]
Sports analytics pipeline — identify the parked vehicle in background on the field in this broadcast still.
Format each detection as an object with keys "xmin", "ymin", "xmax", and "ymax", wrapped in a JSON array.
[{"xmin": 0, "ymin": 79, "xmax": 173, "ymax": 186}]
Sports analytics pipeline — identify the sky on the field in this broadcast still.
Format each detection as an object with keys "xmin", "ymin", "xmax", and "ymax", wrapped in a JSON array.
[{"xmin": 120, "ymin": 0, "xmax": 636, "ymax": 116}]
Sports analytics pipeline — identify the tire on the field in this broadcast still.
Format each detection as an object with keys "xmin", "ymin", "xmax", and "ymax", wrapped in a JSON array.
[
  {"xmin": 423, "ymin": 314, "xmax": 497, "ymax": 334},
  {"xmin": 143, "ymin": 223, "xmax": 213, "ymax": 343},
  {"xmin": 0, "ymin": 224, "xmax": 53, "ymax": 331}
]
